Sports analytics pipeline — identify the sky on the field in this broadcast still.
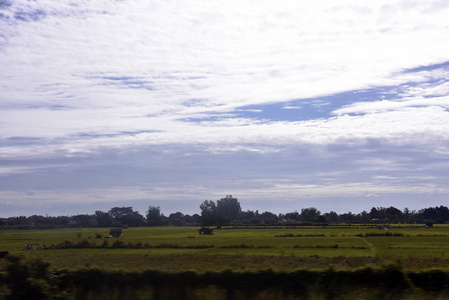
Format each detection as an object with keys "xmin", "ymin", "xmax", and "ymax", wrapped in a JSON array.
[{"xmin": 1, "ymin": 0, "xmax": 449, "ymax": 217}]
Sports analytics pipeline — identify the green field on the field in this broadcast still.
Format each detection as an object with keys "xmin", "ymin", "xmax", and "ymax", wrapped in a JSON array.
[
  {"xmin": 2, "ymin": 225, "xmax": 449, "ymax": 299},
  {"xmin": 2, "ymin": 225, "xmax": 449, "ymax": 272}
]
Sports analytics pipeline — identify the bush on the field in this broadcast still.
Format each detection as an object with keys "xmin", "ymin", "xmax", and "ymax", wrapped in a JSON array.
[
  {"xmin": 219, "ymin": 244, "xmax": 254, "ymax": 249},
  {"xmin": 111, "ymin": 240, "xmax": 125, "ymax": 248},
  {"xmin": 356, "ymin": 232, "xmax": 404, "ymax": 237}
]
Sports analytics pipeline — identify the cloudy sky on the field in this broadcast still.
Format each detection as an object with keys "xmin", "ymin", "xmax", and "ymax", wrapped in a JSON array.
[{"xmin": 1, "ymin": 0, "xmax": 449, "ymax": 217}]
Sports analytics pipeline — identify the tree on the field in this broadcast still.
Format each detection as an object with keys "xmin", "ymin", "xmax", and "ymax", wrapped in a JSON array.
[
  {"xmin": 300, "ymin": 207, "xmax": 321, "ymax": 222},
  {"xmin": 200, "ymin": 196, "xmax": 242, "ymax": 226},
  {"xmin": 324, "ymin": 211, "xmax": 339, "ymax": 223},
  {"xmin": 52, "ymin": 216, "xmax": 71, "ymax": 226},
  {"xmin": 29, "ymin": 215, "xmax": 49, "ymax": 226},
  {"xmin": 200, "ymin": 200, "xmax": 216, "ymax": 215},
  {"xmin": 216, "ymin": 195, "xmax": 241, "ymax": 221},
  {"xmin": 146, "ymin": 206, "xmax": 163, "ymax": 226},
  {"xmin": 72, "ymin": 214, "xmax": 96, "ymax": 227},
  {"xmin": 240, "ymin": 210, "xmax": 256, "ymax": 220},
  {"xmin": 419, "ymin": 206, "xmax": 449, "ymax": 223},
  {"xmin": 259, "ymin": 211, "xmax": 278, "ymax": 224},
  {"xmin": 385, "ymin": 206, "xmax": 403, "ymax": 223},
  {"xmin": 128, "ymin": 212, "xmax": 145, "ymax": 226},
  {"xmin": 339, "ymin": 212, "xmax": 355, "ymax": 223},
  {"xmin": 358, "ymin": 210, "xmax": 370, "ymax": 223},
  {"xmin": 369, "ymin": 207, "xmax": 380, "ymax": 221},
  {"xmin": 109, "ymin": 207, "xmax": 134, "ymax": 221},
  {"xmin": 108, "ymin": 207, "xmax": 145, "ymax": 226},
  {"xmin": 168, "ymin": 212, "xmax": 185, "ymax": 226},
  {"xmin": 403, "ymin": 207, "xmax": 411, "ymax": 222},
  {"xmin": 284, "ymin": 211, "xmax": 300, "ymax": 221},
  {"xmin": 200, "ymin": 200, "xmax": 217, "ymax": 226},
  {"xmin": 95, "ymin": 211, "xmax": 112, "ymax": 227}
]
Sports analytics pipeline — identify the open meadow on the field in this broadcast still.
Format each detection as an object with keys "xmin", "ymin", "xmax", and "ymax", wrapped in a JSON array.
[
  {"xmin": 1, "ymin": 224, "xmax": 449, "ymax": 272},
  {"xmin": 2, "ymin": 225, "xmax": 449, "ymax": 299}
]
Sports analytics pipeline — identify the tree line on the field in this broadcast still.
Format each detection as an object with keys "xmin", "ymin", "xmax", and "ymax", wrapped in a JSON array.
[{"xmin": 1, "ymin": 195, "xmax": 449, "ymax": 228}]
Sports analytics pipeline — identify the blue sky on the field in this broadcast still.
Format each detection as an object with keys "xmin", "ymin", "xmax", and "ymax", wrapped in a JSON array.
[{"xmin": 1, "ymin": 0, "xmax": 449, "ymax": 217}]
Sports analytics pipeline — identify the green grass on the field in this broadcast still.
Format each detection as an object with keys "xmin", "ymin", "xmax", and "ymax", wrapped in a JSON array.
[{"xmin": 1, "ymin": 225, "xmax": 449, "ymax": 272}]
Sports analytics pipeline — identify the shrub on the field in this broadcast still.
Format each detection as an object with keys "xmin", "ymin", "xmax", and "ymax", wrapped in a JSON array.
[{"xmin": 111, "ymin": 240, "xmax": 125, "ymax": 248}]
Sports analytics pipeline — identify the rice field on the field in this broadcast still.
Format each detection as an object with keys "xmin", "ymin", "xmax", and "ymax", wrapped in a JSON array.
[{"xmin": 1, "ymin": 225, "xmax": 449, "ymax": 272}]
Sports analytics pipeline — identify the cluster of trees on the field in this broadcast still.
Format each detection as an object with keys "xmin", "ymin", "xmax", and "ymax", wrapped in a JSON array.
[
  {"xmin": 0, "ymin": 207, "xmax": 201, "ymax": 228},
  {"xmin": 199, "ymin": 196, "xmax": 449, "ymax": 226},
  {"xmin": 1, "ymin": 195, "xmax": 449, "ymax": 228},
  {"xmin": 200, "ymin": 195, "xmax": 242, "ymax": 227}
]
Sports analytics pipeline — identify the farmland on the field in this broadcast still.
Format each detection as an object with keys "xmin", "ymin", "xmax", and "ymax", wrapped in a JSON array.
[
  {"xmin": 1, "ymin": 225, "xmax": 449, "ymax": 272},
  {"xmin": 2, "ymin": 225, "xmax": 449, "ymax": 299}
]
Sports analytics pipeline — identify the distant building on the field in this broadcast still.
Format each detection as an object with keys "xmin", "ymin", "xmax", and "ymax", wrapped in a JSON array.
[
  {"xmin": 110, "ymin": 228, "xmax": 122, "ymax": 237},
  {"xmin": 198, "ymin": 227, "xmax": 214, "ymax": 235}
]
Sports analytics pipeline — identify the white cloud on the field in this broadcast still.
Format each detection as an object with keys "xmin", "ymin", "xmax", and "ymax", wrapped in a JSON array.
[
  {"xmin": 282, "ymin": 106, "xmax": 302, "ymax": 110},
  {"xmin": 333, "ymin": 96, "xmax": 449, "ymax": 115},
  {"xmin": 1, "ymin": 0, "xmax": 449, "ymax": 215},
  {"xmin": 2, "ymin": 1, "xmax": 449, "ymax": 112}
]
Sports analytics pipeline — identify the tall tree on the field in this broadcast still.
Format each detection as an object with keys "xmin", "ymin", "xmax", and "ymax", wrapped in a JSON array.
[
  {"xmin": 216, "ymin": 195, "xmax": 241, "ymax": 220},
  {"xmin": 199, "ymin": 200, "xmax": 217, "ymax": 226},
  {"xmin": 300, "ymin": 207, "xmax": 321, "ymax": 222},
  {"xmin": 385, "ymin": 206, "xmax": 403, "ymax": 223},
  {"xmin": 369, "ymin": 207, "xmax": 380, "ymax": 221},
  {"xmin": 146, "ymin": 206, "xmax": 163, "ymax": 226}
]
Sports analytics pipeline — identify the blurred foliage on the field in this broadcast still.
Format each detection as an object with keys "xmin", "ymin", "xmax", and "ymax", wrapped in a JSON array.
[{"xmin": 2, "ymin": 255, "xmax": 449, "ymax": 299}]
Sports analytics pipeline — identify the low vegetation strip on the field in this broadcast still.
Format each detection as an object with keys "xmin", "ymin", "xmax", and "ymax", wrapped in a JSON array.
[
  {"xmin": 49, "ymin": 241, "xmax": 275, "ymax": 250},
  {"xmin": 275, "ymin": 234, "xmax": 326, "ymax": 237},
  {"xmin": 49, "ymin": 240, "xmax": 215, "ymax": 249},
  {"xmin": 292, "ymin": 245, "xmax": 368, "ymax": 249},
  {"xmin": 1, "ymin": 256, "xmax": 449, "ymax": 300},
  {"xmin": 355, "ymin": 232, "xmax": 404, "ymax": 237}
]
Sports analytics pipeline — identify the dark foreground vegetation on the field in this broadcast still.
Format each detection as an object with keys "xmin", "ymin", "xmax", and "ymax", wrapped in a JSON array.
[
  {"xmin": 1, "ymin": 195, "xmax": 449, "ymax": 229},
  {"xmin": 1, "ymin": 256, "xmax": 449, "ymax": 300}
]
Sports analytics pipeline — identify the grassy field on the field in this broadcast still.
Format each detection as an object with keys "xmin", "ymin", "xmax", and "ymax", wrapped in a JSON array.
[
  {"xmin": 2, "ymin": 225, "xmax": 449, "ymax": 299},
  {"xmin": 1, "ymin": 225, "xmax": 449, "ymax": 272}
]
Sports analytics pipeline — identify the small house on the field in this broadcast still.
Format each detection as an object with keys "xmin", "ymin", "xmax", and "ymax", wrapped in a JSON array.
[
  {"xmin": 199, "ymin": 227, "xmax": 214, "ymax": 235},
  {"xmin": 110, "ymin": 228, "xmax": 122, "ymax": 237}
]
